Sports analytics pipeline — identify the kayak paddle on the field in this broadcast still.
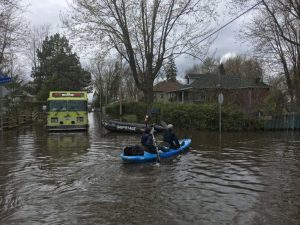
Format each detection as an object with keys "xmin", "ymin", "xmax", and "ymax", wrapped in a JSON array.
[
  {"xmin": 151, "ymin": 126, "xmax": 160, "ymax": 163},
  {"xmin": 161, "ymin": 121, "xmax": 168, "ymax": 128}
]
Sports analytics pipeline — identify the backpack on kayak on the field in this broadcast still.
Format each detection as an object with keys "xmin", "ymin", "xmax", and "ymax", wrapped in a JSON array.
[{"xmin": 123, "ymin": 145, "xmax": 144, "ymax": 156}]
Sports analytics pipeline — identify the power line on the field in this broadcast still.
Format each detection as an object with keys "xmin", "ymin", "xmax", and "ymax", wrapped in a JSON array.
[{"xmin": 197, "ymin": 1, "xmax": 263, "ymax": 45}]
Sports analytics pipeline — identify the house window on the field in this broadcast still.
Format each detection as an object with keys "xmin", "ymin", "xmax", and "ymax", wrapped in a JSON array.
[{"xmin": 194, "ymin": 90, "xmax": 206, "ymax": 103}]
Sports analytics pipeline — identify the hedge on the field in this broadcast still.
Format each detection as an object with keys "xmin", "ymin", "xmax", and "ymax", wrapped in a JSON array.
[{"xmin": 104, "ymin": 101, "xmax": 263, "ymax": 131}]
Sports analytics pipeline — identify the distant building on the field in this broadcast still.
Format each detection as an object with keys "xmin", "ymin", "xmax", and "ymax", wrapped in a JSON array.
[
  {"xmin": 153, "ymin": 79, "xmax": 184, "ymax": 103},
  {"xmin": 154, "ymin": 73, "xmax": 270, "ymax": 113}
]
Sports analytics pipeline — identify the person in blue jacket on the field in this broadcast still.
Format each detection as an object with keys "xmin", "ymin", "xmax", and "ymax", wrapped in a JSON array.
[
  {"xmin": 163, "ymin": 124, "xmax": 180, "ymax": 149},
  {"xmin": 141, "ymin": 127, "xmax": 157, "ymax": 154}
]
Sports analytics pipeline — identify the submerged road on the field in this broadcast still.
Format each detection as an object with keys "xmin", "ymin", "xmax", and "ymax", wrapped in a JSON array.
[{"xmin": 0, "ymin": 113, "xmax": 300, "ymax": 225}]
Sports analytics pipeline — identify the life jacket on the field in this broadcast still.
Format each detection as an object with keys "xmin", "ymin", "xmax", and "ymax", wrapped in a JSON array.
[
  {"xmin": 141, "ymin": 132, "xmax": 154, "ymax": 146},
  {"xmin": 163, "ymin": 129, "xmax": 179, "ymax": 148}
]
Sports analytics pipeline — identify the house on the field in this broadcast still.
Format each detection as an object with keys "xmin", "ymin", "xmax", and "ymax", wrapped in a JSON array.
[
  {"xmin": 155, "ymin": 73, "xmax": 270, "ymax": 112},
  {"xmin": 153, "ymin": 78, "xmax": 184, "ymax": 103}
]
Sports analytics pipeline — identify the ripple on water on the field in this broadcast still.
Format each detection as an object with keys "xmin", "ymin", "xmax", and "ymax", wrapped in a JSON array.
[{"xmin": 1, "ymin": 117, "xmax": 300, "ymax": 225}]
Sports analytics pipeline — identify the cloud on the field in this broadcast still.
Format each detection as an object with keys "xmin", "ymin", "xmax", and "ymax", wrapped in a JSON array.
[
  {"xmin": 220, "ymin": 52, "xmax": 237, "ymax": 63},
  {"xmin": 22, "ymin": 0, "xmax": 254, "ymax": 78},
  {"xmin": 174, "ymin": 1, "xmax": 255, "ymax": 76},
  {"xmin": 23, "ymin": 0, "xmax": 68, "ymax": 28}
]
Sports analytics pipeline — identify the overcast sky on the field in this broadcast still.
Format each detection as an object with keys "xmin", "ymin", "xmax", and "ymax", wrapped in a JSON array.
[
  {"xmin": 23, "ymin": 0, "xmax": 68, "ymax": 29},
  {"xmin": 22, "ymin": 0, "xmax": 253, "ymax": 77}
]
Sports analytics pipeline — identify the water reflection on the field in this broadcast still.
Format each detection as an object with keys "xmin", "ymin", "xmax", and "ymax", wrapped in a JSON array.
[
  {"xmin": 0, "ymin": 114, "xmax": 300, "ymax": 225},
  {"xmin": 44, "ymin": 133, "xmax": 90, "ymax": 158}
]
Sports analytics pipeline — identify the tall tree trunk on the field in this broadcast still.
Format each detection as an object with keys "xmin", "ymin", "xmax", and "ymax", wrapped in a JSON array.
[
  {"xmin": 142, "ymin": 78, "xmax": 154, "ymax": 104},
  {"xmin": 143, "ymin": 89, "xmax": 154, "ymax": 104},
  {"xmin": 279, "ymin": 51, "xmax": 295, "ymax": 103},
  {"xmin": 295, "ymin": 53, "xmax": 300, "ymax": 106}
]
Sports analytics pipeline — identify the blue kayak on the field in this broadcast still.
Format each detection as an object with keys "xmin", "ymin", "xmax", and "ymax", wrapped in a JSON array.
[{"xmin": 120, "ymin": 139, "xmax": 191, "ymax": 163}]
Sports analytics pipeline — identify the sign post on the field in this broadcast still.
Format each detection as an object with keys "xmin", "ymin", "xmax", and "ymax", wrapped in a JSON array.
[{"xmin": 218, "ymin": 92, "xmax": 224, "ymax": 134}]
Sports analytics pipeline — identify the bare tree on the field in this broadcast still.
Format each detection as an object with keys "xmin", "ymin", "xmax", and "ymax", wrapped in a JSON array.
[
  {"xmin": 232, "ymin": 0, "xmax": 300, "ymax": 104},
  {"xmin": 222, "ymin": 55, "xmax": 264, "ymax": 78},
  {"xmin": 26, "ymin": 24, "xmax": 51, "ymax": 74},
  {"xmin": 0, "ymin": 0, "xmax": 28, "ymax": 73},
  {"xmin": 185, "ymin": 56, "xmax": 219, "ymax": 74},
  {"xmin": 63, "ymin": 0, "xmax": 218, "ymax": 103},
  {"xmin": 200, "ymin": 57, "xmax": 220, "ymax": 74},
  {"xmin": 121, "ymin": 66, "xmax": 140, "ymax": 101},
  {"xmin": 259, "ymin": 0, "xmax": 300, "ymax": 48},
  {"xmin": 90, "ymin": 58, "xmax": 121, "ymax": 105},
  {"xmin": 185, "ymin": 54, "xmax": 264, "ymax": 78},
  {"xmin": 90, "ymin": 56, "xmax": 139, "ymax": 106}
]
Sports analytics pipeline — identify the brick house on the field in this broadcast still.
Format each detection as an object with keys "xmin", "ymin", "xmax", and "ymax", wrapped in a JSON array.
[
  {"xmin": 153, "ymin": 78, "xmax": 184, "ymax": 103},
  {"xmin": 154, "ymin": 73, "xmax": 270, "ymax": 112}
]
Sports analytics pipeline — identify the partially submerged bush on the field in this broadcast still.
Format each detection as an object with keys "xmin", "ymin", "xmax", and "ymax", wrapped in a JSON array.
[{"xmin": 105, "ymin": 101, "xmax": 263, "ymax": 131}]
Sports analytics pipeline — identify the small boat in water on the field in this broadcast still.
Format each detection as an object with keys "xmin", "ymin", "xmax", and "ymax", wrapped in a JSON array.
[
  {"xmin": 120, "ymin": 139, "xmax": 191, "ymax": 163},
  {"xmin": 102, "ymin": 120, "xmax": 166, "ymax": 133}
]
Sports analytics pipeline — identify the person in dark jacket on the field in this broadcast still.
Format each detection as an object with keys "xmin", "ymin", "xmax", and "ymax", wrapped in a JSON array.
[
  {"xmin": 141, "ymin": 127, "xmax": 157, "ymax": 154},
  {"xmin": 144, "ymin": 114, "xmax": 151, "ymax": 128},
  {"xmin": 163, "ymin": 124, "xmax": 180, "ymax": 149}
]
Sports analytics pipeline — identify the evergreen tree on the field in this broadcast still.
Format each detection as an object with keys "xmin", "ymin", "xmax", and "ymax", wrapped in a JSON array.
[
  {"xmin": 32, "ymin": 33, "xmax": 91, "ymax": 100},
  {"xmin": 219, "ymin": 63, "xmax": 226, "ymax": 75},
  {"xmin": 164, "ymin": 54, "xmax": 177, "ymax": 80}
]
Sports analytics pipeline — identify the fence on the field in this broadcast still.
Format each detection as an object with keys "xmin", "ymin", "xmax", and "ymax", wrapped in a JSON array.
[
  {"xmin": 0, "ymin": 111, "xmax": 40, "ymax": 131},
  {"xmin": 263, "ymin": 114, "xmax": 300, "ymax": 130}
]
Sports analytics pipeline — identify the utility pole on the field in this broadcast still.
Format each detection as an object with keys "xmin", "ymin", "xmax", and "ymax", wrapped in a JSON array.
[
  {"xmin": 119, "ymin": 55, "xmax": 123, "ymax": 120},
  {"xmin": 99, "ymin": 88, "xmax": 102, "ymax": 112},
  {"xmin": 119, "ymin": 87, "xmax": 122, "ymax": 119},
  {"xmin": 217, "ymin": 71, "xmax": 223, "ymax": 147},
  {"xmin": 218, "ymin": 91, "xmax": 223, "ymax": 133}
]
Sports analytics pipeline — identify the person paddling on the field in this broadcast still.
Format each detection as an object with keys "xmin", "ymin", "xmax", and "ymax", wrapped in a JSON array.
[
  {"xmin": 141, "ymin": 127, "xmax": 157, "ymax": 154},
  {"xmin": 163, "ymin": 124, "xmax": 180, "ymax": 149},
  {"xmin": 144, "ymin": 114, "xmax": 151, "ymax": 128}
]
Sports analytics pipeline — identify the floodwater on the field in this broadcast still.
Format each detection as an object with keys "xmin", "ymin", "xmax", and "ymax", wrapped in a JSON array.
[{"xmin": 0, "ymin": 113, "xmax": 300, "ymax": 225}]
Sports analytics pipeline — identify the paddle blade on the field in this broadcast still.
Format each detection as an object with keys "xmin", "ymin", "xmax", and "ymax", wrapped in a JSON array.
[
  {"xmin": 150, "ymin": 127, "xmax": 155, "ymax": 135},
  {"xmin": 161, "ymin": 121, "xmax": 168, "ymax": 128}
]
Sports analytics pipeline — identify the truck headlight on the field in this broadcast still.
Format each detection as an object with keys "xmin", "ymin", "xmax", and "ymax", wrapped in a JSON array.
[{"xmin": 51, "ymin": 117, "xmax": 58, "ymax": 123}]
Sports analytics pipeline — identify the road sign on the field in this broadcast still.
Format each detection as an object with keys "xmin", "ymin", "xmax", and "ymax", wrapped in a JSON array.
[
  {"xmin": 218, "ymin": 93, "xmax": 224, "ymax": 105},
  {"xmin": 0, "ymin": 71, "xmax": 11, "ymax": 85}
]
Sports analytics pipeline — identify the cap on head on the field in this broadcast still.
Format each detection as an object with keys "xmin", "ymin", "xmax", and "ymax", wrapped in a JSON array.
[
  {"xmin": 145, "ymin": 127, "xmax": 151, "ymax": 133},
  {"xmin": 167, "ymin": 124, "xmax": 174, "ymax": 129}
]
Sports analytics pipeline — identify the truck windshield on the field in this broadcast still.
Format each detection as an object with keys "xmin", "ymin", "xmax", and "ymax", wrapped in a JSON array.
[{"xmin": 48, "ymin": 100, "xmax": 87, "ymax": 112}]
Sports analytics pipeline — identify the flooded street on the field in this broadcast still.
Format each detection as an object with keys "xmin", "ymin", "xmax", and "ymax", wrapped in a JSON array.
[{"xmin": 0, "ymin": 113, "xmax": 300, "ymax": 225}]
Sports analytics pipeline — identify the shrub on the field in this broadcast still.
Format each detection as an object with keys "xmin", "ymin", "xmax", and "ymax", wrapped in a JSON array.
[{"xmin": 104, "ymin": 102, "xmax": 263, "ymax": 131}]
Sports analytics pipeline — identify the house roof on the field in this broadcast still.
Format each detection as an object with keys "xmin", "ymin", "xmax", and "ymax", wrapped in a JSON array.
[
  {"xmin": 183, "ymin": 73, "xmax": 270, "ymax": 89},
  {"xmin": 153, "ymin": 79, "xmax": 184, "ymax": 93}
]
